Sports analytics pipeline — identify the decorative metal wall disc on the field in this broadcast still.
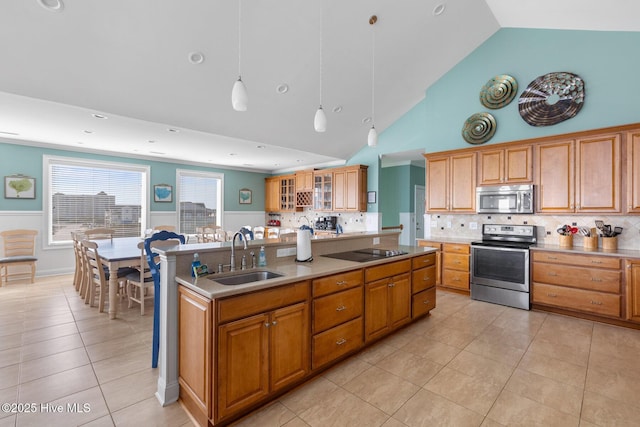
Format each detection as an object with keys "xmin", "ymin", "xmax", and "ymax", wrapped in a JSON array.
[
  {"xmin": 462, "ymin": 112, "xmax": 496, "ymax": 144},
  {"xmin": 480, "ymin": 74, "xmax": 518, "ymax": 109},
  {"xmin": 518, "ymin": 72, "xmax": 585, "ymax": 126}
]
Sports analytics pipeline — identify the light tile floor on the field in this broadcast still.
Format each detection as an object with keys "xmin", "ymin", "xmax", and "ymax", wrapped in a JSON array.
[{"xmin": 2, "ymin": 275, "xmax": 640, "ymax": 426}]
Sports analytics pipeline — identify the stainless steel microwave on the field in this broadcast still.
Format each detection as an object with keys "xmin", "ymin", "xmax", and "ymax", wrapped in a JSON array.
[{"xmin": 476, "ymin": 184, "xmax": 534, "ymax": 214}]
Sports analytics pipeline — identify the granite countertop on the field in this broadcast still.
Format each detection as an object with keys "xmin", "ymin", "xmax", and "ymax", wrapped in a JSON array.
[
  {"xmin": 531, "ymin": 243, "xmax": 640, "ymax": 259},
  {"xmin": 176, "ymin": 245, "xmax": 436, "ymax": 300}
]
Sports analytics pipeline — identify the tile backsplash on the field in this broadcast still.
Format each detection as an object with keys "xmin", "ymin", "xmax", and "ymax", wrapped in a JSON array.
[
  {"xmin": 268, "ymin": 211, "xmax": 379, "ymax": 233},
  {"xmin": 425, "ymin": 213, "xmax": 640, "ymax": 250}
]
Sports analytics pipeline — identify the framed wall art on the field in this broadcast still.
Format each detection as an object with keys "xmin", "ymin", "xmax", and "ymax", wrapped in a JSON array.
[
  {"xmin": 5, "ymin": 175, "xmax": 36, "ymax": 199},
  {"xmin": 239, "ymin": 188, "xmax": 252, "ymax": 204},
  {"xmin": 154, "ymin": 184, "xmax": 173, "ymax": 203}
]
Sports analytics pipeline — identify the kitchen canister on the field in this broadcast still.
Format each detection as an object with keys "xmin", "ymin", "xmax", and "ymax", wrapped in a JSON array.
[
  {"xmin": 602, "ymin": 236, "xmax": 618, "ymax": 251},
  {"xmin": 583, "ymin": 235, "xmax": 598, "ymax": 249},
  {"xmin": 558, "ymin": 234, "xmax": 573, "ymax": 247}
]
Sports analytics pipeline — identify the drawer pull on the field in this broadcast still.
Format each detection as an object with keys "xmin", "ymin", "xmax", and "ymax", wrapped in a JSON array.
[
  {"xmin": 590, "ymin": 300, "xmax": 603, "ymax": 305},
  {"xmin": 423, "ymin": 276, "xmax": 431, "ymax": 281},
  {"xmin": 547, "ymin": 256, "xmax": 558, "ymax": 260},
  {"xmin": 336, "ymin": 280, "xmax": 347, "ymax": 286},
  {"xmin": 336, "ymin": 305, "xmax": 347, "ymax": 312},
  {"xmin": 548, "ymin": 272, "xmax": 557, "ymax": 276},
  {"xmin": 423, "ymin": 300, "xmax": 431, "ymax": 305},
  {"xmin": 590, "ymin": 260, "xmax": 603, "ymax": 264},
  {"xmin": 547, "ymin": 293, "xmax": 557, "ymax": 297},
  {"xmin": 453, "ymin": 278, "xmax": 460, "ymax": 282},
  {"xmin": 336, "ymin": 338, "xmax": 347, "ymax": 345},
  {"xmin": 590, "ymin": 277, "xmax": 602, "ymax": 282}
]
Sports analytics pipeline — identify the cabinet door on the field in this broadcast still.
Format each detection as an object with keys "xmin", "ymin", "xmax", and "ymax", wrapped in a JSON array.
[
  {"xmin": 388, "ymin": 273, "xmax": 411, "ymax": 330},
  {"xmin": 450, "ymin": 153, "xmax": 476, "ymax": 212},
  {"xmin": 628, "ymin": 130, "xmax": 640, "ymax": 213},
  {"xmin": 333, "ymin": 170, "xmax": 346, "ymax": 211},
  {"xmin": 217, "ymin": 313, "xmax": 269, "ymax": 419},
  {"xmin": 270, "ymin": 302, "xmax": 309, "ymax": 391},
  {"xmin": 426, "ymin": 156, "xmax": 449, "ymax": 212},
  {"xmin": 626, "ymin": 261, "xmax": 640, "ymax": 322},
  {"xmin": 364, "ymin": 278, "xmax": 390, "ymax": 341},
  {"xmin": 575, "ymin": 133, "xmax": 621, "ymax": 213},
  {"xmin": 265, "ymin": 178, "xmax": 280, "ymax": 212},
  {"xmin": 536, "ymin": 140, "xmax": 574, "ymax": 212},
  {"xmin": 505, "ymin": 145, "xmax": 533, "ymax": 183},
  {"xmin": 478, "ymin": 149, "xmax": 504, "ymax": 186}
]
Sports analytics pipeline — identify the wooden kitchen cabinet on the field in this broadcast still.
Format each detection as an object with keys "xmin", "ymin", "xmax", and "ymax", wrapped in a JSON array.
[
  {"xmin": 626, "ymin": 260, "xmax": 640, "ymax": 322},
  {"xmin": 265, "ymin": 177, "xmax": 280, "ymax": 213},
  {"xmin": 333, "ymin": 165, "xmax": 368, "ymax": 211},
  {"xmin": 295, "ymin": 170, "xmax": 314, "ymax": 208},
  {"xmin": 441, "ymin": 243, "xmax": 470, "ymax": 292},
  {"xmin": 178, "ymin": 286, "xmax": 212, "ymax": 426},
  {"xmin": 411, "ymin": 253, "xmax": 437, "ymax": 318},
  {"xmin": 531, "ymin": 251, "xmax": 622, "ymax": 319},
  {"xmin": 364, "ymin": 260, "xmax": 412, "ymax": 342},
  {"xmin": 626, "ymin": 129, "xmax": 640, "ymax": 213},
  {"xmin": 478, "ymin": 144, "xmax": 533, "ymax": 186},
  {"xmin": 313, "ymin": 171, "xmax": 333, "ymax": 211},
  {"xmin": 279, "ymin": 174, "xmax": 297, "ymax": 212},
  {"xmin": 425, "ymin": 152, "xmax": 476, "ymax": 213},
  {"xmin": 418, "ymin": 241, "xmax": 442, "ymax": 285},
  {"xmin": 536, "ymin": 134, "xmax": 621, "ymax": 213}
]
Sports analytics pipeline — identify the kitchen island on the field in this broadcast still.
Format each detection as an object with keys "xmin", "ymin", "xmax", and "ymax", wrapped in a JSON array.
[{"xmin": 153, "ymin": 231, "xmax": 437, "ymax": 426}]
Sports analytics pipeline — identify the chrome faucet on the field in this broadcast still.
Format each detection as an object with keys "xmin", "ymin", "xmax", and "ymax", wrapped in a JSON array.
[{"xmin": 230, "ymin": 231, "xmax": 248, "ymax": 272}]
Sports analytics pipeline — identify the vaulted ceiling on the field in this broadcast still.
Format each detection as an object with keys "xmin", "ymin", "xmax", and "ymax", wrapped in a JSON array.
[{"xmin": 1, "ymin": 0, "xmax": 638, "ymax": 172}]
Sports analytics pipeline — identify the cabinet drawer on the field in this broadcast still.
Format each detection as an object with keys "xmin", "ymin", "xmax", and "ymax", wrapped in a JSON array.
[
  {"xmin": 443, "ymin": 243, "xmax": 470, "ymax": 254},
  {"xmin": 442, "ymin": 269, "xmax": 469, "ymax": 290},
  {"xmin": 443, "ymin": 253, "xmax": 469, "ymax": 271},
  {"xmin": 412, "ymin": 287, "xmax": 436, "ymax": 318},
  {"xmin": 412, "ymin": 265, "xmax": 436, "ymax": 294},
  {"xmin": 412, "ymin": 253, "xmax": 436, "ymax": 269},
  {"xmin": 532, "ymin": 251, "xmax": 620, "ymax": 269},
  {"xmin": 418, "ymin": 241, "xmax": 442, "ymax": 250},
  {"xmin": 217, "ymin": 281, "xmax": 310, "ymax": 323},
  {"xmin": 365, "ymin": 259, "xmax": 411, "ymax": 283},
  {"xmin": 312, "ymin": 317, "xmax": 363, "ymax": 369},
  {"xmin": 313, "ymin": 287, "xmax": 363, "ymax": 333},
  {"xmin": 533, "ymin": 283, "xmax": 621, "ymax": 318},
  {"xmin": 313, "ymin": 269, "xmax": 362, "ymax": 297},
  {"xmin": 532, "ymin": 263, "xmax": 621, "ymax": 293}
]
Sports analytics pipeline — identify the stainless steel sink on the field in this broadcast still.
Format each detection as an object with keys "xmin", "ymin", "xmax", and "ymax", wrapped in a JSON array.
[{"xmin": 213, "ymin": 270, "xmax": 284, "ymax": 286}]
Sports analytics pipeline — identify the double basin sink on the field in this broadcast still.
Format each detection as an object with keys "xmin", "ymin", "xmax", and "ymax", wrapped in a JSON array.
[{"xmin": 211, "ymin": 269, "xmax": 284, "ymax": 286}]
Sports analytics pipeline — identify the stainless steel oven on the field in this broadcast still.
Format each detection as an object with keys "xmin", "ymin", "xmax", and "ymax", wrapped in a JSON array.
[{"xmin": 470, "ymin": 224, "xmax": 536, "ymax": 310}]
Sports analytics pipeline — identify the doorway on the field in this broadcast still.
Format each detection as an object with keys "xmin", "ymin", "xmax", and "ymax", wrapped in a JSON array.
[{"xmin": 414, "ymin": 185, "xmax": 425, "ymax": 240}]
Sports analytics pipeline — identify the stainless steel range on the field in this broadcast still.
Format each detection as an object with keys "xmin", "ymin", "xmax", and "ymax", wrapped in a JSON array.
[{"xmin": 470, "ymin": 224, "xmax": 537, "ymax": 310}]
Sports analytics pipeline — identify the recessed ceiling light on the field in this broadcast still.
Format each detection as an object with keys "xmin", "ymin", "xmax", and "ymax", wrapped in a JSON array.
[
  {"xmin": 362, "ymin": 117, "xmax": 372, "ymax": 124},
  {"xmin": 256, "ymin": 145, "xmax": 265, "ymax": 149},
  {"xmin": 92, "ymin": 113, "xmax": 108, "ymax": 119},
  {"xmin": 77, "ymin": 141, "xmax": 84, "ymax": 145},
  {"xmin": 148, "ymin": 140, "xmax": 156, "ymax": 143},
  {"xmin": 188, "ymin": 52, "xmax": 205, "ymax": 64},
  {"xmin": 276, "ymin": 84, "xmax": 289, "ymax": 94},
  {"xmin": 296, "ymin": 159, "xmax": 303, "ymax": 163},
  {"xmin": 37, "ymin": 0, "xmax": 64, "ymax": 12},
  {"xmin": 83, "ymin": 130, "xmax": 93, "ymax": 134},
  {"xmin": 167, "ymin": 128, "xmax": 179, "ymax": 133},
  {"xmin": 332, "ymin": 106, "xmax": 343, "ymax": 113},
  {"xmin": 229, "ymin": 153, "xmax": 238, "ymax": 156},
  {"xmin": 433, "ymin": 4, "xmax": 446, "ymax": 16}
]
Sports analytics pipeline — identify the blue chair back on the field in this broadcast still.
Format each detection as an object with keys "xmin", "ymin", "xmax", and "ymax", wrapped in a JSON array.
[
  {"xmin": 238, "ymin": 227, "xmax": 253, "ymax": 241},
  {"xmin": 144, "ymin": 230, "xmax": 185, "ymax": 368}
]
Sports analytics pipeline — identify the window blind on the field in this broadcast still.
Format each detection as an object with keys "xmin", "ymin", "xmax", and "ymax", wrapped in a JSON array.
[{"xmin": 177, "ymin": 170, "xmax": 223, "ymax": 234}]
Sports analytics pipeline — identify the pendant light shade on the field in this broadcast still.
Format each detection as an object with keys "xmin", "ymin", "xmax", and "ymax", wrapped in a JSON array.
[
  {"xmin": 232, "ymin": 0, "xmax": 247, "ymax": 111},
  {"xmin": 232, "ymin": 77, "xmax": 248, "ymax": 111},
  {"xmin": 314, "ymin": 106, "xmax": 327, "ymax": 132},
  {"xmin": 367, "ymin": 125, "xmax": 378, "ymax": 147}
]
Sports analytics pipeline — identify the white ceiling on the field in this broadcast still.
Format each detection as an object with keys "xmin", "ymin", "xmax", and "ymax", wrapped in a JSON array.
[{"xmin": 1, "ymin": 0, "xmax": 639, "ymax": 173}]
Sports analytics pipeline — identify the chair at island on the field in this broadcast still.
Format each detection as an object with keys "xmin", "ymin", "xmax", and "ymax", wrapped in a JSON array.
[{"xmin": 0, "ymin": 229, "xmax": 38, "ymax": 286}]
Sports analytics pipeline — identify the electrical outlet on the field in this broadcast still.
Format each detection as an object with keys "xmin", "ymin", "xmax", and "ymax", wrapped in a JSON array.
[
  {"xmin": 276, "ymin": 247, "xmax": 296, "ymax": 257},
  {"xmin": 430, "ymin": 220, "xmax": 437, "ymax": 228},
  {"xmin": 447, "ymin": 221, "xmax": 452, "ymax": 228},
  {"xmin": 469, "ymin": 222, "xmax": 478, "ymax": 230},
  {"xmin": 373, "ymin": 237, "xmax": 380, "ymax": 245}
]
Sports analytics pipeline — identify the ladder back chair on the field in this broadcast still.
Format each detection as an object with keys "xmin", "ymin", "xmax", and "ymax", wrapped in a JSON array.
[{"xmin": 0, "ymin": 229, "xmax": 38, "ymax": 286}]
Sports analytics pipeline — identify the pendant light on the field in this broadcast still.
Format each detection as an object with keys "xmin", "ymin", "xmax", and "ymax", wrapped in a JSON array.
[
  {"xmin": 232, "ymin": 0, "xmax": 248, "ymax": 111},
  {"xmin": 367, "ymin": 15, "xmax": 378, "ymax": 147},
  {"xmin": 313, "ymin": 0, "xmax": 327, "ymax": 132}
]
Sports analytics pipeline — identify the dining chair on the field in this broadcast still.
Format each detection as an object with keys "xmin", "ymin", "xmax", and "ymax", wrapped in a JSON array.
[
  {"xmin": 153, "ymin": 225, "xmax": 176, "ymax": 232},
  {"xmin": 253, "ymin": 226, "xmax": 265, "ymax": 239},
  {"xmin": 0, "ymin": 229, "xmax": 38, "ymax": 286},
  {"xmin": 71, "ymin": 231, "xmax": 86, "ymax": 292},
  {"xmin": 82, "ymin": 240, "xmax": 109, "ymax": 312},
  {"xmin": 144, "ymin": 230, "xmax": 186, "ymax": 368},
  {"xmin": 126, "ymin": 241, "xmax": 154, "ymax": 315},
  {"xmin": 84, "ymin": 227, "xmax": 115, "ymax": 240},
  {"xmin": 239, "ymin": 227, "xmax": 253, "ymax": 241}
]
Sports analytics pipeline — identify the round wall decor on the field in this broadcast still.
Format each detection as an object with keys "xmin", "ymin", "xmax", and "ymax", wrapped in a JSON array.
[
  {"xmin": 479, "ymin": 74, "xmax": 518, "ymax": 109},
  {"xmin": 462, "ymin": 112, "xmax": 496, "ymax": 145},
  {"xmin": 518, "ymin": 72, "xmax": 585, "ymax": 126}
]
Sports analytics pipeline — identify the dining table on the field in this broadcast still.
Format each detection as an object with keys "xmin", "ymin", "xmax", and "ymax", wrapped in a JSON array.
[{"xmin": 95, "ymin": 236, "xmax": 143, "ymax": 319}]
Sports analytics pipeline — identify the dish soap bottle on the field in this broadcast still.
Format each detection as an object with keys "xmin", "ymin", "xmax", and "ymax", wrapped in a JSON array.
[
  {"xmin": 191, "ymin": 253, "xmax": 201, "ymax": 277},
  {"xmin": 258, "ymin": 246, "xmax": 267, "ymax": 267}
]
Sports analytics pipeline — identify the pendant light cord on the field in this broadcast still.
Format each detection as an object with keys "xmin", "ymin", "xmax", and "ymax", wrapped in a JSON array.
[
  {"xmin": 237, "ymin": 0, "xmax": 242, "ymax": 78},
  {"xmin": 371, "ymin": 17, "xmax": 376, "ymax": 123},
  {"xmin": 318, "ymin": 0, "xmax": 323, "ymax": 106}
]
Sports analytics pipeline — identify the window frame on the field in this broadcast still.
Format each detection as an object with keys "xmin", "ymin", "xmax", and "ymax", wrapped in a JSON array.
[
  {"xmin": 43, "ymin": 155, "xmax": 150, "ymax": 247},
  {"xmin": 176, "ymin": 169, "xmax": 224, "ymax": 236}
]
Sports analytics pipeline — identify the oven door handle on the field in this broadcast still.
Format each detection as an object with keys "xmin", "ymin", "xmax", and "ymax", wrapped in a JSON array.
[{"xmin": 471, "ymin": 245, "xmax": 529, "ymax": 254}]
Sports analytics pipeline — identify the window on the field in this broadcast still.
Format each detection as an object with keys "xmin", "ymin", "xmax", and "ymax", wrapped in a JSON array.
[
  {"xmin": 44, "ymin": 156, "xmax": 149, "ymax": 245},
  {"xmin": 177, "ymin": 169, "xmax": 223, "ymax": 234}
]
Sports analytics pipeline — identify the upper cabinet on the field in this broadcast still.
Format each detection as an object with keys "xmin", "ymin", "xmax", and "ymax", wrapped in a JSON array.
[
  {"xmin": 295, "ymin": 170, "xmax": 313, "ymax": 208},
  {"xmin": 265, "ymin": 177, "xmax": 280, "ymax": 213},
  {"xmin": 313, "ymin": 171, "xmax": 333, "ymax": 211},
  {"xmin": 536, "ymin": 134, "xmax": 621, "ymax": 213},
  {"xmin": 426, "ymin": 153, "xmax": 476, "ymax": 213},
  {"xmin": 626, "ymin": 129, "xmax": 640, "ymax": 213},
  {"xmin": 478, "ymin": 145, "xmax": 532, "ymax": 186},
  {"xmin": 333, "ymin": 165, "xmax": 368, "ymax": 212}
]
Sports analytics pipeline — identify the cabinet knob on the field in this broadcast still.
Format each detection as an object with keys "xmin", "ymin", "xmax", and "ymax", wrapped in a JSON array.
[
  {"xmin": 388, "ymin": 282, "xmax": 395, "ymax": 287},
  {"xmin": 272, "ymin": 321, "xmax": 278, "ymax": 326},
  {"xmin": 336, "ymin": 338, "xmax": 347, "ymax": 346},
  {"xmin": 264, "ymin": 322, "xmax": 271, "ymax": 328},
  {"xmin": 336, "ymin": 305, "xmax": 347, "ymax": 312}
]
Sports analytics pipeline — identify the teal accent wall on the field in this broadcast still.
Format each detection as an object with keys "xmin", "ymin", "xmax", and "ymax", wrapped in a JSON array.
[
  {"xmin": 379, "ymin": 164, "xmax": 425, "ymax": 226},
  {"xmin": 349, "ymin": 28, "xmax": 640, "ymax": 211},
  {"xmin": 0, "ymin": 141, "xmax": 269, "ymax": 211}
]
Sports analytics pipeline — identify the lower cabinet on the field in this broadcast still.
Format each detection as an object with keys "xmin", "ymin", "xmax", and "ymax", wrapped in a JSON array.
[
  {"xmin": 411, "ymin": 253, "xmax": 437, "ymax": 318},
  {"xmin": 626, "ymin": 260, "xmax": 640, "ymax": 322},
  {"xmin": 442, "ymin": 243, "xmax": 470, "ymax": 291},
  {"xmin": 531, "ymin": 251, "xmax": 622, "ymax": 319},
  {"xmin": 364, "ymin": 260, "xmax": 412, "ymax": 342}
]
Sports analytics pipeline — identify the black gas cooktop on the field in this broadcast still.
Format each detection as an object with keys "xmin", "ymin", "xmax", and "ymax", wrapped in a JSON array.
[{"xmin": 322, "ymin": 248, "xmax": 408, "ymax": 263}]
